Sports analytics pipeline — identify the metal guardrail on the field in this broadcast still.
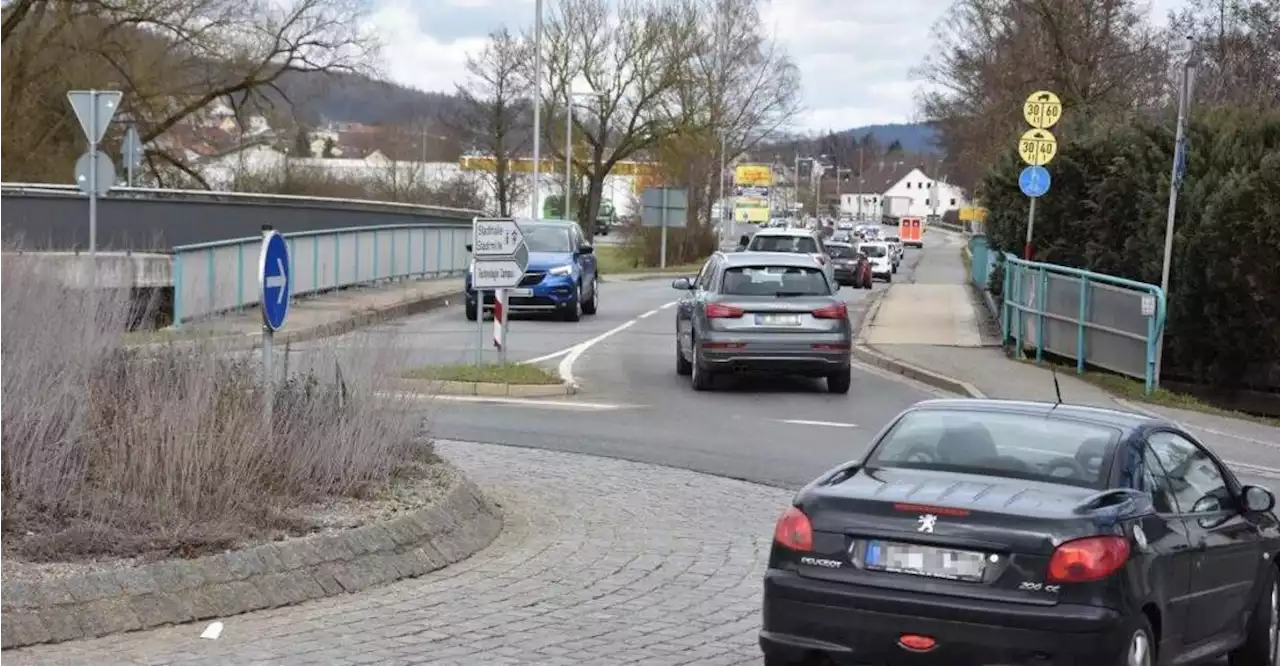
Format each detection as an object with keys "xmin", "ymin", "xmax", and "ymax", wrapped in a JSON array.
[
  {"xmin": 0, "ymin": 182, "xmax": 479, "ymax": 217},
  {"xmin": 0, "ymin": 182, "xmax": 484, "ymax": 251},
  {"xmin": 1001, "ymin": 253, "xmax": 1166, "ymax": 393},
  {"xmin": 172, "ymin": 223, "xmax": 471, "ymax": 327}
]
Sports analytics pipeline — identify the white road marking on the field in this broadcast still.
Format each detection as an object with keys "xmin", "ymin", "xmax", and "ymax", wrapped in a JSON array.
[
  {"xmin": 522, "ymin": 302, "xmax": 676, "ymax": 369},
  {"xmin": 776, "ymin": 419, "xmax": 859, "ymax": 429}
]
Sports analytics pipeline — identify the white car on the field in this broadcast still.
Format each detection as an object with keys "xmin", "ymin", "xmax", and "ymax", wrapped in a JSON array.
[
  {"xmin": 884, "ymin": 235, "xmax": 905, "ymax": 263},
  {"xmin": 747, "ymin": 227, "xmax": 835, "ymax": 285},
  {"xmin": 859, "ymin": 242, "xmax": 894, "ymax": 282}
]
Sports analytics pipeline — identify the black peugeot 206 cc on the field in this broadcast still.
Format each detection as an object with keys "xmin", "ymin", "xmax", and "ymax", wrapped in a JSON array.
[{"xmin": 761, "ymin": 399, "xmax": 1280, "ymax": 666}]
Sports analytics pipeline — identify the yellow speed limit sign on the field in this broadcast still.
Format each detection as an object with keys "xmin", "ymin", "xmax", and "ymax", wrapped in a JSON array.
[
  {"xmin": 1023, "ymin": 90, "xmax": 1062, "ymax": 129},
  {"xmin": 1019, "ymin": 129, "xmax": 1058, "ymax": 166}
]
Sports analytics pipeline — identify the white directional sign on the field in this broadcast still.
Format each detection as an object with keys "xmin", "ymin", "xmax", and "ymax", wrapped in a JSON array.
[
  {"xmin": 472, "ymin": 259, "xmax": 526, "ymax": 289},
  {"xmin": 470, "ymin": 217, "xmax": 529, "ymax": 289},
  {"xmin": 473, "ymin": 218, "xmax": 526, "ymax": 256}
]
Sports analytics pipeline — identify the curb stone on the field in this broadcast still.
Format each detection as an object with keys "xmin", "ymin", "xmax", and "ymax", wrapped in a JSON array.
[
  {"xmin": 132, "ymin": 286, "xmax": 463, "ymax": 353},
  {"xmin": 392, "ymin": 377, "xmax": 577, "ymax": 397},
  {"xmin": 0, "ymin": 466, "xmax": 502, "ymax": 649}
]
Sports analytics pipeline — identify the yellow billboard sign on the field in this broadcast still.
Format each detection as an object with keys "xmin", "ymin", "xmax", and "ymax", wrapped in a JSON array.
[
  {"xmin": 734, "ymin": 164, "xmax": 773, "ymax": 187},
  {"xmin": 959, "ymin": 206, "xmax": 989, "ymax": 222},
  {"xmin": 733, "ymin": 198, "xmax": 770, "ymax": 223}
]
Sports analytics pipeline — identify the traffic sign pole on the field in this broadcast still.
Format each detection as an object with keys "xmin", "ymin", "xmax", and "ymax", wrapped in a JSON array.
[
  {"xmin": 89, "ymin": 92, "xmax": 99, "ymax": 256},
  {"xmin": 258, "ymin": 225, "xmax": 293, "ymax": 421},
  {"xmin": 1018, "ymin": 90, "xmax": 1063, "ymax": 260},
  {"xmin": 471, "ymin": 218, "xmax": 530, "ymax": 365},
  {"xmin": 493, "ymin": 289, "xmax": 509, "ymax": 362}
]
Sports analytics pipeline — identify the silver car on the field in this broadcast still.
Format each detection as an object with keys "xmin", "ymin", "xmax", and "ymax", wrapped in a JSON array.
[
  {"xmin": 744, "ymin": 227, "xmax": 835, "ymax": 285},
  {"xmin": 672, "ymin": 252, "xmax": 853, "ymax": 394}
]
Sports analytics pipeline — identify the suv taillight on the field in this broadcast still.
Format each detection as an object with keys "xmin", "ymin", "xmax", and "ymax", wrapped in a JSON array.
[
  {"xmin": 812, "ymin": 303, "xmax": 848, "ymax": 319},
  {"xmin": 773, "ymin": 506, "xmax": 813, "ymax": 551},
  {"xmin": 705, "ymin": 303, "xmax": 745, "ymax": 319},
  {"xmin": 1046, "ymin": 536, "xmax": 1130, "ymax": 583}
]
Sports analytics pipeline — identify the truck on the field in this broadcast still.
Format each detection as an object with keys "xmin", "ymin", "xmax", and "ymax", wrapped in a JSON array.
[{"xmin": 881, "ymin": 196, "xmax": 911, "ymax": 224}]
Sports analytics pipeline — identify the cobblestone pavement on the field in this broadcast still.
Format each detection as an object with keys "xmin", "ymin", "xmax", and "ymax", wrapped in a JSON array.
[{"xmin": 6, "ymin": 441, "xmax": 792, "ymax": 666}]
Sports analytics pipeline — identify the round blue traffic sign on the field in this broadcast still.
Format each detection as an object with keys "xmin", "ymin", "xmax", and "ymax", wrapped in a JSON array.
[
  {"xmin": 259, "ymin": 231, "xmax": 291, "ymax": 331},
  {"xmin": 1019, "ymin": 165, "xmax": 1051, "ymax": 198}
]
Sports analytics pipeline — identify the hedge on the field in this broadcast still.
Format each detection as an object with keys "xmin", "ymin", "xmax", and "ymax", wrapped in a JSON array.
[{"xmin": 979, "ymin": 108, "xmax": 1280, "ymax": 391}]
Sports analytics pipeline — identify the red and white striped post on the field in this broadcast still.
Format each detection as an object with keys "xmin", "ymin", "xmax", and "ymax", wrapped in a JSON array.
[{"xmin": 492, "ymin": 288, "xmax": 509, "ymax": 362}]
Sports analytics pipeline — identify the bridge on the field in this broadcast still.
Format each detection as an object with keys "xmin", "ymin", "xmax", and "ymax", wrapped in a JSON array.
[{"xmin": 1, "ymin": 183, "xmax": 481, "ymax": 326}]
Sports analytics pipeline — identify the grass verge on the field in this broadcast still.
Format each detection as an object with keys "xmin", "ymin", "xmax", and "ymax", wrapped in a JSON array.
[
  {"xmin": 403, "ymin": 362, "xmax": 562, "ymax": 385},
  {"xmin": 1015, "ymin": 356, "xmax": 1280, "ymax": 427},
  {"xmin": 595, "ymin": 245, "xmax": 705, "ymax": 275}
]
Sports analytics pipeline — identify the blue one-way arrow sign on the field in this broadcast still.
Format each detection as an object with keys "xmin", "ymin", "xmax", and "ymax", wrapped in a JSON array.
[{"xmin": 259, "ymin": 231, "xmax": 291, "ymax": 331}]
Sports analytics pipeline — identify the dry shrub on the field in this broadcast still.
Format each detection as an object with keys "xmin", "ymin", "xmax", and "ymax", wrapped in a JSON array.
[{"xmin": 1, "ymin": 256, "xmax": 428, "ymax": 561}]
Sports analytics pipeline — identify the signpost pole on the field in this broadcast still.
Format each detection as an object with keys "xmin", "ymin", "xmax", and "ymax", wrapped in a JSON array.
[
  {"xmin": 125, "ymin": 125, "xmax": 136, "ymax": 188},
  {"xmin": 495, "ymin": 289, "xmax": 509, "ymax": 364},
  {"xmin": 261, "ymin": 225, "xmax": 276, "ymax": 423},
  {"xmin": 659, "ymin": 188, "xmax": 668, "ymax": 271},
  {"xmin": 88, "ymin": 90, "xmax": 99, "ymax": 257},
  {"xmin": 476, "ymin": 289, "xmax": 485, "ymax": 365},
  {"xmin": 1024, "ymin": 197, "xmax": 1037, "ymax": 260}
]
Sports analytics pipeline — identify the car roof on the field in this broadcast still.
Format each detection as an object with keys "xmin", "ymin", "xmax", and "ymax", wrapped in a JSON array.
[
  {"xmin": 751, "ymin": 228, "xmax": 818, "ymax": 238},
  {"xmin": 906, "ymin": 398, "xmax": 1164, "ymax": 432},
  {"xmin": 720, "ymin": 251, "xmax": 823, "ymax": 268},
  {"xmin": 859, "ymin": 240, "xmax": 889, "ymax": 246},
  {"xmin": 824, "ymin": 241, "xmax": 853, "ymax": 247},
  {"xmin": 520, "ymin": 218, "xmax": 575, "ymax": 228}
]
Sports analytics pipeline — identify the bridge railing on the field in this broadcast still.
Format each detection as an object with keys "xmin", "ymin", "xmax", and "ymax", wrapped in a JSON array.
[
  {"xmin": 1001, "ymin": 253, "xmax": 1166, "ymax": 393},
  {"xmin": 172, "ymin": 223, "xmax": 472, "ymax": 327}
]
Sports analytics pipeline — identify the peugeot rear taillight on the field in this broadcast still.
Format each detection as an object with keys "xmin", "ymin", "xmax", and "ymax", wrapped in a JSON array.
[
  {"xmin": 773, "ymin": 506, "xmax": 813, "ymax": 551},
  {"xmin": 1046, "ymin": 536, "xmax": 1130, "ymax": 583}
]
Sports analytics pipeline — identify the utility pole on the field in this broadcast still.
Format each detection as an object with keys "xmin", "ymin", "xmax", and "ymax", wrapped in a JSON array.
[{"xmin": 530, "ymin": 0, "xmax": 543, "ymax": 218}]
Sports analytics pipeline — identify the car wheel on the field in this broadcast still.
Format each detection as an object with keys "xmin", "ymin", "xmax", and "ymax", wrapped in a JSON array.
[
  {"xmin": 582, "ymin": 277, "xmax": 599, "ymax": 315},
  {"xmin": 885, "ymin": 273, "xmax": 892, "ymax": 283},
  {"xmin": 465, "ymin": 300, "xmax": 478, "ymax": 321},
  {"xmin": 1229, "ymin": 566, "xmax": 1277, "ymax": 666},
  {"xmin": 563, "ymin": 284, "xmax": 582, "ymax": 322},
  {"xmin": 827, "ymin": 368, "xmax": 851, "ymax": 394},
  {"xmin": 690, "ymin": 346, "xmax": 714, "ymax": 391},
  {"xmin": 675, "ymin": 339, "xmax": 692, "ymax": 375},
  {"xmin": 1120, "ymin": 617, "xmax": 1155, "ymax": 666},
  {"xmin": 892, "ymin": 264, "xmax": 898, "ymax": 274}
]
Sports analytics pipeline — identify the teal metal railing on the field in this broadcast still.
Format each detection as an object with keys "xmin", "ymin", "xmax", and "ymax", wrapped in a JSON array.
[
  {"xmin": 171, "ymin": 223, "xmax": 471, "ymax": 327},
  {"xmin": 1001, "ymin": 253, "xmax": 1166, "ymax": 393}
]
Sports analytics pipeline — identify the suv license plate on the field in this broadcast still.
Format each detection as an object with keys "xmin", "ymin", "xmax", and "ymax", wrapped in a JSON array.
[
  {"xmin": 757, "ymin": 314, "xmax": 801, "ymax": 326},
  {"xmin": 508, "ymin": 288, "xmax": 533, "ymax": 297}
]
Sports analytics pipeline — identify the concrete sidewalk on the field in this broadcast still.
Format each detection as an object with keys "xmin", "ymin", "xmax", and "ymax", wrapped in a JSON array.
[
  {"xmin": 856, "ymin": 230, "xmax": 1279, "ymax": 469},
  {"xmin": 151, "ymin": 277, "xmax": 463, "ymax": 348}
]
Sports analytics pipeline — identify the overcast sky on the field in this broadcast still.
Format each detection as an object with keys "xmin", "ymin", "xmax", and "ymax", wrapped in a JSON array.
[{"xmin": 370, "ymin": 0, "xmax": 1189, "ymax": 133}]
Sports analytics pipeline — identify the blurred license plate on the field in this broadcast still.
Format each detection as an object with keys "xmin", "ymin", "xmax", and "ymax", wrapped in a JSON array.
[
  {"xmin": 508, "ymin": 288, "xmax": 533, "ymax": 297},
  {"xmin": 757, "ymin": 314, "xmax": 801, "ymax": 326},
  {"xmin": 865, "ymin": 540, "xmax": 986, "ymax": 582}
]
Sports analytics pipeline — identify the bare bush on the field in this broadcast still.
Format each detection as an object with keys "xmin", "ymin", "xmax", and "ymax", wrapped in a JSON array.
[{"xmin": 0, "ymin": 257, "xmax": 428, "ymax": 561}]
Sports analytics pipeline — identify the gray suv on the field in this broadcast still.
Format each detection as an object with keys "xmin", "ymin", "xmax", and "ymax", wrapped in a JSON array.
[{"xmin": 672, "ymin": 252, "xmax": 852, "ymax": 393}]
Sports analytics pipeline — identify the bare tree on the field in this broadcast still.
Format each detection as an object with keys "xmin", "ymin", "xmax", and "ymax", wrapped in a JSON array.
[
  {"xmin": 914, "ymin": 0, "xmax": 1164, "ymax": 190},
  {"xmin": 1, "ymin": 0, "xmax": 379, "ymax": 184},
  {"xmin": 451, "ymin": 28, "xmax": 530, "ymax": 217},
  {"xmin": 535, "ymin": 0, "xmax": 701, "ymax": 234},
  {"xmin": 1166, "ymin": 0, "xmax": 1280, "ymax": 109}
]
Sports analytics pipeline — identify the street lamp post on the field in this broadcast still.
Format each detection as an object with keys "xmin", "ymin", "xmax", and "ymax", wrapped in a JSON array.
[
  {"xmin": 1155, "ymin": 37, "xmax": 1200, "ymax": 383},
  {"xmin": 719, "ymin": 132, "xmax": 728, "ymax": 245},
  {"xmin": 563, "ymin": 91, "xmax": 603, "ymax": 222},
  {"xmin": 530, "ymin": 0, "xmax": 543, "ymax": 218}
]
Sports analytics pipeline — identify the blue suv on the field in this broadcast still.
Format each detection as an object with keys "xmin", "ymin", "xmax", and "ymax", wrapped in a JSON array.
[{"xmin": 465, "ymin": 219, "xmax": 599, "ymax": 322}]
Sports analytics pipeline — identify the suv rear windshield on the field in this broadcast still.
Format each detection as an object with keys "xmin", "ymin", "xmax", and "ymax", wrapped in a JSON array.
[
  {"xmin": 720, "ymin": 265, "xmax": 831, "ymax": 296},
  {"xmin": 827, "ymin": 245, "xmax": 855, "ymax": 259},
  {"xmin": 865, "ymin": 409, "xmax": 1120, "ymax": 488},
  {"xmin": 748, "ymin": 235, "xmax": 819, "ymax": 254},
  {"xmin": 860, "ymin": 244, "xmax": 887, "ymax": 258}
]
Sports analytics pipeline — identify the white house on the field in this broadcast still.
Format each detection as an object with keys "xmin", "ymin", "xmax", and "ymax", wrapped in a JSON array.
[{"xmin": 838, "ymin": 164, "xmax": 969, "ymax": 218}]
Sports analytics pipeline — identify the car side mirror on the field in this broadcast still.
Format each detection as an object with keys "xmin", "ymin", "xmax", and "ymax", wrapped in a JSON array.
[
  {"xmin": 670, "ymin": 277, "xmax": 693, "ymax": 290},
  {"xmin": 578, "ymin": 245, "xmax": 594, "ymax": 255},
  {"xmin": 465, "ymin": 243, "xmax": 473, "ymax": 253},
  {"xmin": 1243, "ymin": 486, "xmax": 1276, "ymax": 513}
]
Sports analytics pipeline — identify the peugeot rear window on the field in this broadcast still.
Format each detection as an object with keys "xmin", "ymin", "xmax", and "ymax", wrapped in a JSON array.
[
  {"xmin": 827, "ymin": 245, "xmax": 855, "ymax": 259},
  {"xmin": 865, "ymin": 410, "xmax": 1120, "ymax": 488},
  {"xmin": 748, "ymin": 235, "xmax": 819, "ymax": 254},
  {"xmin": 860, "ymin": 244, "xmax": 887, "ymax": 257},
  {"xmin": 720, "ymin": 266, "xmax": 831, "ymax": 296}
]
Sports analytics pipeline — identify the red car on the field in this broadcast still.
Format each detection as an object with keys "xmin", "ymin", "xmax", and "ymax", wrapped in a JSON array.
[{"xmin": 826, "ymin": 241, "xmax": 873, "ymax": 289}]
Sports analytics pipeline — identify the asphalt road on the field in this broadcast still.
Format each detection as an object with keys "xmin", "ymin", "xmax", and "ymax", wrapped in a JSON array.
[{"xmin": 287, "ymin": 238, "xmax": 941, "ymax": 488}]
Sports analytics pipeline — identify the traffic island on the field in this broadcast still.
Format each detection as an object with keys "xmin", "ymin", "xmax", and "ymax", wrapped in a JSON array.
[{"xmin": 399, "ymin": 362, "xmax": 576, "ymax": 397}]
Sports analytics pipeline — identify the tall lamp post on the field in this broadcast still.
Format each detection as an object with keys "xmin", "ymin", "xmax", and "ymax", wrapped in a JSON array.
[
  {"xmin": 530, "ymin": 0, "xmax": 544, "ymax": 218},
  {"xmin": 564, "ymin": 91, "xmax": 605, "ymax": 221},
  {"xmin": 794, "ymin": 155, "xmax": 817, "ymax": 217},
  {"xmin": 1155, "ymin": 36, "xmax": 1201, "ymax": 383}
]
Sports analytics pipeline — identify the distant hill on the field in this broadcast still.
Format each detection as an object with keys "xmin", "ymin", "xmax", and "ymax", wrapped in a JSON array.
[{"xmin": 837, "ymin": 123, "xmax": 939, "ymax": 154}]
